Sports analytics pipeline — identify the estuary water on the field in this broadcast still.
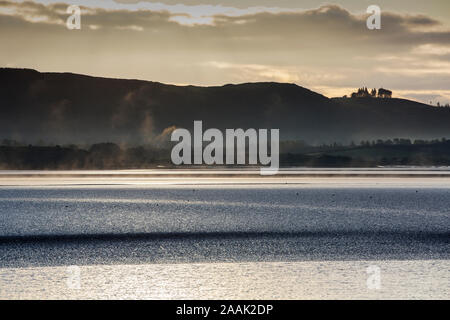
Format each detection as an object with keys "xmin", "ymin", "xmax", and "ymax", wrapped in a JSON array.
[{"xmin": 0, "ymin": 170, "xmax": 449, "ymax": 299}]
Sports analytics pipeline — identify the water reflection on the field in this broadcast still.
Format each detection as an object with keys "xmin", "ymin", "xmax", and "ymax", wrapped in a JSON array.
[{"xmin": 1, "ymin": 260, "xmax": 449, "ymax": 299}]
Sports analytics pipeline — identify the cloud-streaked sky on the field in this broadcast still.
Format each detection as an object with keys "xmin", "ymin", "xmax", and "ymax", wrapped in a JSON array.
[{"xmin": 1, "ymin": 0, "xmax": 449, "ymax": 104}]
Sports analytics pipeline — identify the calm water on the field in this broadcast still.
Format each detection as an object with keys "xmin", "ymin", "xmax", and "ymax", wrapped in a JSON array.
[{"xmin": 0, "ymin": 174, "xmax": 449, "ymax": 299}]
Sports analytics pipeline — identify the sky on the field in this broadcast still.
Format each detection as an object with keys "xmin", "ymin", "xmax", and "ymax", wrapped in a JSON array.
[{"xmin": 1, "ymin": 0, "xmax": 450, "ymax": 104}]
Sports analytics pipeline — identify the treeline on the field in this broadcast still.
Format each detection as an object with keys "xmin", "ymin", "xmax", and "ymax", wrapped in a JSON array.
[
  {"xmin": 283, "ymin": 138, "xmax": 450, "ymax": 153},
  {"xmin": 318, "ymin": 138, "xmax": 449, "ymax": 149},
  {"xmin": 282, "ymin": 144, "xmax": 450, "ymax": 167},
  {"xmin": 0, "ymin": 143, "xmax": 170, "ymax": 170},
  {"xmin": 0, "ymin": 139, "xmax": 450, "ymax": 169},
  {"xmin": 3, "ymin": 137, "xmax": 446, "ymax": 150},
  {"xmin": 435, "ymin": 102, "xmax": 450, "ymax": 108},
  {"xmin": 348, "ymin": 87, "xmax": 392, "ymax": 98}
]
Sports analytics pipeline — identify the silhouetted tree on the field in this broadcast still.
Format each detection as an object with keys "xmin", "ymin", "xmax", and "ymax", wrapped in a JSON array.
[
  {"xmin": 371, "ymin": 88, "xmax": 377, "ymax": 97},
  {"xmin": 378, "ymin": 88, "xmax": 392, "ymax": 98}
]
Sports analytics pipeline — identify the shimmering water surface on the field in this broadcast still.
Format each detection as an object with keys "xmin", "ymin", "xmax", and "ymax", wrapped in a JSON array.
[
  {"xmin": 1, "ymin": 260, "xmax": 449, "ymax": 299},
  {"xmin": 0, "ymin": 171, "xmax": 449, "ymax": 299}
]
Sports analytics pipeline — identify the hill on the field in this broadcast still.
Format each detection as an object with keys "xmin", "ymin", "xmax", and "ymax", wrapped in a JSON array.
[{"xmin": 1, "ymin": 68, "xmax": 450, "ymax": 145}]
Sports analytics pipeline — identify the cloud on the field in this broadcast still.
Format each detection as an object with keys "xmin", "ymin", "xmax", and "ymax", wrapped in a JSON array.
[
  {"xmin": 204, "ymin": 61, "xmax": 348, "ymax": 85},
  {"xmin": 397, "ymin": 90, "xmax": 450, "ymax": 105},
  {"xmin": 204, "ymin": 61, "xmax": 300, "ymax": 83},
  {"xmin": 1, "ymin": 1, "xmax": 449, "ymax": 104},
  {"xmin": 0, "ymin": 0, "xmax": 68, "ymax": 24},
  {"xmin": 413, "ymin": 44, "xmax": 450, "ymax": 55}
]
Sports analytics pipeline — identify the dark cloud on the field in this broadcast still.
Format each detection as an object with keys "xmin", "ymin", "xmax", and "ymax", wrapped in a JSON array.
[
  {"xmin": 1, "ymin": 1, "xmax": 448, "ymax": 48},
  {"xmin": 0, "ymin": 1, "xmax": 449, "ymax": 104},
  {"xmin": 404, "ymin": 14, "xmax": 440, "ymax": 26}
]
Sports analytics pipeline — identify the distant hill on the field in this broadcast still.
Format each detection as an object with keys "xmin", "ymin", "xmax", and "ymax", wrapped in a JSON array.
[
  {"xmin": 1, "ymin": 68, "xmax": 450, "ymax": 145},
  {"xmin": 331, "ymin": 97, "xmax": 450, "ymax": 142}
]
